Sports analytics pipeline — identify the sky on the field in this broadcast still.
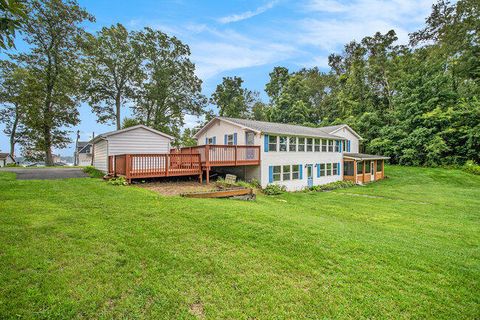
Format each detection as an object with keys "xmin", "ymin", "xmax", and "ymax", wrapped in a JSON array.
[{"xmin": 0, "ymin": 0, "xmax": 436, "ymax": 157}]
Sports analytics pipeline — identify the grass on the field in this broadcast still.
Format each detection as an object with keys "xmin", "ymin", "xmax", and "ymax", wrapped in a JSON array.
[{"xmin": 0, "ymin": 166, "xmax": 479, "ymax": 319}]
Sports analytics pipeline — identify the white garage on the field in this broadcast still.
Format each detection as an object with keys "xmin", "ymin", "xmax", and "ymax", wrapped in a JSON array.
[{"xmin": 91, "ymin": 125, "xmax": 174, "ymax": 172}]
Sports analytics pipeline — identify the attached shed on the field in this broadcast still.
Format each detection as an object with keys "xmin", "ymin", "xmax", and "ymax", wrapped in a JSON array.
[{"xmin": 90, "ymin": 125, "xmax": 174, "ymax": 173}]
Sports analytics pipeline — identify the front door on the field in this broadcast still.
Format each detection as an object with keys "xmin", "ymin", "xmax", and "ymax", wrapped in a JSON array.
[
  {"xmin": 307, "ymin": 164, "xmax": 313, "ymax": 188},
  {"xmin": 370, "ymin": 161, "xmax": 375, "ymax": 181}
]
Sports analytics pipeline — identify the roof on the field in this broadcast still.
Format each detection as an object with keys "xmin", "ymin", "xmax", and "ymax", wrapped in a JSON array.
[
  {"xmin": 343, "ymin": 153, "xmax": 390, "ymax": 160},
  {"xmin": 194, "ymin": 117, "xmax": 351, "ymax": 140},
  {"xmin": 90, "ymin": 125, "xmax": 174, "ymax": 144},
  {"xmin": 0, "ymin": 153, "xmax": 14, "ymax": 160},
  {"xmin": 76, "ymin": 141, "xmax": 89, "ymax": 151}
]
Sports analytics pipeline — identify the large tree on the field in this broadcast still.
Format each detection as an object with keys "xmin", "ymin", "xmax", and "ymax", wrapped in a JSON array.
[
  {"xmin": 210, "ymin": 76, "xmax": 258, "ymax": 118},
  {"xmin": 0, "ymin": 60, "xmax": 28, "ymax": 157},
  {"xmin": 131, "ymin": 27, "xmax": 206, "ymax": 138},
  {"xmin": 81, "ymin": 23, "xmax": 142, "ymax": 130},
  {"xmin": 12, "ymin": 0, "xmax": 94, "ymax": 165}
]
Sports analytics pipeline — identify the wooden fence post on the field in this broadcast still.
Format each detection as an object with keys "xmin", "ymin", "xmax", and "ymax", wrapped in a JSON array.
[
  {"xmin": 234, "ymin": 146, "xmax": 238, "ymax": 165},
  {"xmin": 126, "ymin": 154, "xmax": 131, "ymax": 183},
  {"xmin": 166, "ymin": 154, "xmax": 169, "ymax": 177}
]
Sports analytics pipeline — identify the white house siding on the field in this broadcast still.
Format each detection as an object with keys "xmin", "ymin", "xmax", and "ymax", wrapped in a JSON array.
[
  {"xmin": 260, "ymin": 134, "xmax": 343, "ymax": 191},
  {"xmin": 330, "ymin": 127, "xmax": 360, "ymax": 153},
  {"xmin": 107, "ymin": 127, "xmax": 171, "ymax": 155},
  {"xmin": 196, "ymin": 119, "xmax": 261, "ymax": 145},
  {"xmin": 93, "ymin": 139, "xmax": 108, "ymax": 172}
]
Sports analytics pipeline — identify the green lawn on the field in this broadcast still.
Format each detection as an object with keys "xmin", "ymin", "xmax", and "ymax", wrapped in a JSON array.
[{"xmin": 0, "ymin": 166, "xmax": 479, "ymax": 319}]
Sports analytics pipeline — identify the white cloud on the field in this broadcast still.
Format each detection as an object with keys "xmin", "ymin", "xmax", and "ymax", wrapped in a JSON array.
[{"xmin": 218, "ymin": 1, "xmax": 278, "ymax": 24}]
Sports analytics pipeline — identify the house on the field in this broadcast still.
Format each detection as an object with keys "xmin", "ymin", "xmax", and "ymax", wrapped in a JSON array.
[
  {"xmin": 74, "ymin": 141, "xmax": 93, "ymax": 166},
  {"xmin": 91, "ymin": 125, "xmax": 174, "ymax": 173},
  {"xmin": 192, "ymin": 117, "xmax": 389, "ymax": 191},
  {"xmin": 0, "ymin": 153, "xmax": 16, "ymax": 167}
]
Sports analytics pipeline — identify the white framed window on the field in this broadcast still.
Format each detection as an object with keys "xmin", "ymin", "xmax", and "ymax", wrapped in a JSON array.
[
  {"xmin": 292, "ymin": 165, "xmax": 300, "ymax": 180},
  {"xmin": 298, "ymin": 138, "xmax": 305, "ymax": 152},
  {"xmin": 288, "ymin": 137, "xmax": 296, "ymax": 152},
  {"xmin": 328, "ymin": 140, "xmax": 334, "ymax": 152},
  {"xmin": 334, "ymin": 140, "xmax": 339, "ymax": 152},
  {"xmin": 282, "ymin": 165, "xmax": 291, "ymax": 180},
  {"xmin": 326, "ymin": 163, "xmax": 332, "ymax": 176},
  {"xmin": 207, "ymin": 137, "xmax": 215, "ymax": 144},
  {"xmin": 226, "ymin": 134, "xmax": 234, "ymax": 145},
  {"xmin": 321, "ymin": 139, "xmax": 327, "ymax": 152},
  {"xmin": 273, "ymin": 165, "xmax": 281, "ymax": 181},
  {"xmin": 268, "ymin": 135, "xmax": 277, "ymax": 152},
  {"xmin": 333, "ymin": 163, "xmax": 338, "ymax": 175},
  {"xmin": 306, "ymin": 138, "xmax": 313, "ymax": 152},
  {"xmin": 279, "ymin": 136, "xmax": 287, "ymax": 152},
  {"xmin": 342, "ymin": 140, "xmax": 346, "ymax": 152},
  {"xmin": 320, "ymin": 163, "xmax": 325, "ymax": 176},
  {"xmin": 314, "ymin": 139, "xmax": 320, "ymax": 152}
]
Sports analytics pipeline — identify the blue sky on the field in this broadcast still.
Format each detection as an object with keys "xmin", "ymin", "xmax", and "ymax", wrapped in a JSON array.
[{"xmin": 0, "ymin": 0, "xmax": 436, "ymax": 157}]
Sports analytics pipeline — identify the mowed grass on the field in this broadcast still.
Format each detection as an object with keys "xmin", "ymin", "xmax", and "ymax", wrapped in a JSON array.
[{"xmin": 0, "ymin": 166, "xmax": 479, "ymax": 319}]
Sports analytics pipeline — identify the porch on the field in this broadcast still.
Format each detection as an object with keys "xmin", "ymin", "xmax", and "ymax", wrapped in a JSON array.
[
  {"xmin": 343, "ymin": 153, "xmax": 390, "ymax": 184},
  {"xmin": 108, "ymin": 145, "xmax": 261, "ymax": 183}
]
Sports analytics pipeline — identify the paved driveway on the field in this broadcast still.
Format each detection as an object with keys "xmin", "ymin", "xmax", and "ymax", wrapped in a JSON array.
[{"xmin": 1, "ymin": 167, "xmax": 89, "ymax": 180}]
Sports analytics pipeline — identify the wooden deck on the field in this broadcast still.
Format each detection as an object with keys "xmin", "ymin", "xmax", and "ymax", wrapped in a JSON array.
[{"xmin": 109, "ymin": 145, "xmax": 261, "ymax": 183}]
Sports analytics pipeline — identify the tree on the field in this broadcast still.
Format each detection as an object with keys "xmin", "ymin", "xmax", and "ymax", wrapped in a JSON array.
[
  {"xmin": 0, "ymin": 60, "xmax": 28, "ymax": 157},
  {"xmin": 0, "ymin": 0, "xmax": 27, "ymax": 50},
  {"xmin": 210, "ymin": 76, "xmax": 257, "ymax": 118},
  {"xmin": 131, "ymin": 27, "xmax": 206, "ymax": 138},
  {"xmin": 174, "ymin": 127, "xmax": 197, "ymax": 147},
  {"xmin": 12, "ymin": 0, "xmax": 94, "ymax": 165},
  {"xmin": 81, "ymin": 23, "xmax": 142, "ymax": 130}
]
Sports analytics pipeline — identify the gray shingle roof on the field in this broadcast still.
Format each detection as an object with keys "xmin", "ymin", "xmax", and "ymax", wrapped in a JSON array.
[{"xmin": 217, "ymin": 117, "xmax": 346, "ymax": 140}]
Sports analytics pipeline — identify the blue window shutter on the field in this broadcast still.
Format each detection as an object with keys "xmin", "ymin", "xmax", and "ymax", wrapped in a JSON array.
[
  {"xmin": 224, "ymin": 134, "xmax": 227, "ymax": 145},
  {"xmin": 347, "ymin": 140, "xmax": 351, "ymax": 152},
  {"xmin": 338, "ymin": 162, "xmax": 341, "ymax": 175},
  {"xmin": 339, "ymin": 141, "xmax": 342, "ymax": 152},
  {"xmin": 299, "ymin": 165, "xmax": 303, "ymax": 179},
  {"xmin": 205, "ymin": 137, "xmax": 208, "ymax": 144},
  {"xmin": 268, "ymin": 166, "xmax": 273, "ymax": 183},
  {"xmin": 317, "ymin": 164, "xmax": 320, "ymax": 178},
  {"xmin": 233, "ymin": 133, "xmax": 237, "ymax": 145},
  {"xmin": 213, "ymin": 136, "xmax": 216, "ymax": 145},
  {"xmin": 264, "ymin": 135, "xmax": 269, "ymax": 152}
]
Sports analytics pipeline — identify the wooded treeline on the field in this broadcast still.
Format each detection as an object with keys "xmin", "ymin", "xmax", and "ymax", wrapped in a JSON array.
[{"xmin": 0, "ymin": 0, "xmax": 478, "ymax": 166}]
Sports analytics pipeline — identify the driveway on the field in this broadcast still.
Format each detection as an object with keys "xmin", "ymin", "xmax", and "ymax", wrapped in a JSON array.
[{"xmin": 1, "ymin": 167, "xmax": 89, "ymax": 180}]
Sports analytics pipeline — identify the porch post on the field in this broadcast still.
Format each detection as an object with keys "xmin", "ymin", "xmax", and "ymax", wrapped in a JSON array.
[
  {"xmin": 362, "ymin": 160, "xmax": 365, "ymax": 183},
  {"xmin": 353, "ymin": 160, "xmax": 357, "ymax": 183},
  {"xmin": 382, "ymin": 159, "xmax": 385, "ymax": 179}
]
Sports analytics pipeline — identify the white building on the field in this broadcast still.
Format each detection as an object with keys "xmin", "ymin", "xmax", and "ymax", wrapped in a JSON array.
[
  {"xmin": 0, "ymin": 153, "xmax": 15, "ymax": 167},
  {"xmin": 91, "ymin": 125, "xmax": 174, "ymax": 173},
  {"xmin": 193, "ymin": 117, "xmax": 387, "ymax": 191}
]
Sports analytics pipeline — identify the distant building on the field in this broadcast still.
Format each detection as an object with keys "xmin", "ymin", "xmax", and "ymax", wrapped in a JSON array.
[
  {"xmin": 0, "ymin": 153, "xmax": 16, "ymax": 167},
  {"xmin": 74, "ymin": 141, "xmax": 92, "ymax": 166}
]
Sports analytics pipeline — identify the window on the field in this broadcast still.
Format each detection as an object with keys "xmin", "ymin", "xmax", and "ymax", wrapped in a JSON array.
[
  {"xmin": 268, "ymin": 135, "xmax": 277, "ymax": 152},
  {"xmin": 334, "ymin": 140, "xmax": 339, "ymax": 152},
  {"xmin": 298, "ymin": 138, "xmax": 305, "ymax": 152},
  {"xmin": 246, "ymin": 132, "xmax": 255, "ymax": 145},
  {"xmin": 357, "ymin": 161, "xmax": 363, "ymax": 174},
  {"xmin": 320, "ymin": 163, "xmax": 325, "ymax": 176},
  {"xmin": 282, "ymin": 165, "xmax": 291, "ymax": 180},
  {"xmin": 288, "ymin": 137, "xmax": 296, "ymax": 152},
  {"xmin": 306, "ymin": 138, "xmax": 313, "ymax": 152},
  {"xmin": 226, "ymin": 134, "xmax": 234, "ymax": 145},
  {"xmin": 279, "ymin": 136, "xmax": 287, "ymax": 152},
  {"xmin": 321, "ymin": 139, "xmax": 327, "ymax": 152},
  {"xmin": 333, "ymin": 163, "xmax": 338, "ymax": 175},
  {"xmin": 342, "ymin": 140, "xmax": 347, "ymax": 152},
  {"xmin": 314, "ymin": 139, "xmax": 320, "ymax": 152},
  {"xmin": 344, "ymin": 161, "xmax": 354, "ymax": 176},
  {"xmin": 377, "ymin": 160, "xmax": 383, "ymax": 172},
  {"xmin": 292, "ymin": 165, "xmax": 300, "ymax": 179},
  {"xmin": 207, "ymin": 137, "xmax": 215, "ymax": 144},
  {"xmin": 328, "ymin": 140, "xmax": 334, "ymax": 152},
  {"xmin": 273, "ymin": 165, "xmax": 281, "ymax": 181},
  {"xmin": 365, "ymin": 161, "xmax": 371, "ymax": 173}
]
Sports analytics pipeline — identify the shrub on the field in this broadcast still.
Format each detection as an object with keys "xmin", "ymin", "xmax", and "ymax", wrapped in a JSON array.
[
  {"xmin": 83, "ymin": 166, "xmax": 105, "ymax": 178},
  {"xmin": 463, "ymin": 160, "xmax": 480, "ymax": 175},
  {"xmin": 263, "ymin": 184, "xmax": 286, "ymax": 195},
  {"xmin": 309, "ymin": 180, "xmax": 355, "ymax": 192},
  {"xmin": 107, "ymin": 176, "xmax": 128, "ymax": 186},
  {"xmin": 5, "ymin": 163, "xmax": 19, "ymax": 167}
]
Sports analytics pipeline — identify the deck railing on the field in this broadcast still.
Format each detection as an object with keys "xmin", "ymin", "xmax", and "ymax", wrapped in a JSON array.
[
  {"xmin": 108, "ymin": 153, "xmax": 202, "ymax": 181},
  {"xmin": 170, "ymin": 144, "xmax": 261, "ymax": 167}
]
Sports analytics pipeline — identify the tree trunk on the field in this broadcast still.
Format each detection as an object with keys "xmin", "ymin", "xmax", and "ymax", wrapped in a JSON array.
[
  {"xmin": 115, "ymin": 92, "xmax": 121, "ymax": 130},
  {"xmin": 9, "ymin": 106, "xmax": 19, "ymax": 158}
]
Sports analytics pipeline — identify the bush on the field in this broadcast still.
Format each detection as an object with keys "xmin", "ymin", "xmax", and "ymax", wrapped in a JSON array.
[
  {"xmin": 263, "ymin": 184, "xmax": 286, "ymax": 195},
  {"xmin": 463, "ymin": 160, "xmax": 480, "ymax": 175},
  {"xmin": 107, "ymin": 176, "xmax": 128, "ymax": 186},
  {"xmin": 83, "ymin": 166, "xmax": 105, "ymax": 178},
  {"xmin": 309, "ymin": 180, "xmax": 355, "ymax": 192},
  {"xmin": 5, "ymin": 163, "xmax": 19, "ymax": 167}
]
